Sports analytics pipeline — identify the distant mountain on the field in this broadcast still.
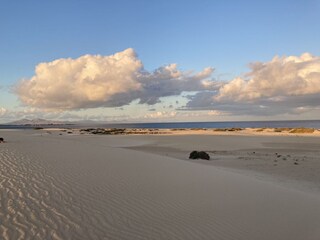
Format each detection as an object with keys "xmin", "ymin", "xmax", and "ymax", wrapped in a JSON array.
[{"xmin": 7, "ymin": 118, "xmax": 72, "ymax": 126}]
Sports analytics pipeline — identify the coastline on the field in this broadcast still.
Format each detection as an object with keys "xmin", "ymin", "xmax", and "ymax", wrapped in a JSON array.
[{"xmin": 43, "ymin": 126, "xmax": 320, "ymax": 136}]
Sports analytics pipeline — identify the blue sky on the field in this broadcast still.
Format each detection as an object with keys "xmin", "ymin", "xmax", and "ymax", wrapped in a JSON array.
[{"xmin": 1, "ymin": 0, "xmax": 320, "ymax": 123}]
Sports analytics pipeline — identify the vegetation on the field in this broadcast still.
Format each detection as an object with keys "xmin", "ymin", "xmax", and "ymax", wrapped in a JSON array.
[
  {"xmin": 213, "ymin": 128, "xmax": 243, "ymax": 132},
  {"xmin": 289, "ymin": 128, "xmax": 314, "ymax": 134},
  {"xmin": 79, "ymin": 128, "xmax": 167, "ymax": 135},
  {"xmin": 273, "ymin": 128, "xmax": 293, "ymax": 132}
]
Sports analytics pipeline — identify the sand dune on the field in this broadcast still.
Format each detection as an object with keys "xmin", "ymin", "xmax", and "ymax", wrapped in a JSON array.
[{"xmin": 1, "ymin": 130, "xmax": 320, "ymax": 239}]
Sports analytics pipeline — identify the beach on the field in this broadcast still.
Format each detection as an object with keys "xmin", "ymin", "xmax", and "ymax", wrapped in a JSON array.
[{"xmin": 1, "ymin": 129, "xmax": 320, "ymax": 239}]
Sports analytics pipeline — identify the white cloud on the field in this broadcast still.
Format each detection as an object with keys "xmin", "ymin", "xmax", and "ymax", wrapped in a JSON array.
[
  {"xmin": 215, "ymin": 53, "xmax": 320, "ymax": 101},
  {"xmin": 143, "ymin": 111, "xmax": 177, "ymax": 119},
  {"xmin": 12, "ymin": 51, "xmax": 320, "ymax": 119},
  {"xmin": 15, "ymin": 48, "xmax": 216, "ymax": 110},
  {"xmin": 187, "ymin": 53, "xmax": 320, "ymax": 116},
  {"xmin": 0, "ymin": 107, "xmax": 8, "ymax": 116},
  {"xmin": 142, "ymin": 110, "xmax": 227, "ymax": 121},
  {"xmin": 207, "ymin": 110, "xmax": 225, "ymax": 116}
]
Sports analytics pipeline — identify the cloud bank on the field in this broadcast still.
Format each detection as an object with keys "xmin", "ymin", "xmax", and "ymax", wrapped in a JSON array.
[
  {"xmin": 15, "ymin": 48, "xmax": 216, "ymax": 110},
  {"xmin": 187, "ymin": 53, "xmax": 320, "ymax": 115},
  {"xmin": 14, "ymin": 50, "xmax": 320, "ymax": 117}
]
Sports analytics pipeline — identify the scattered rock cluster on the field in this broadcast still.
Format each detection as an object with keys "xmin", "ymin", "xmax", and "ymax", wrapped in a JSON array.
[
  {"xmin": 80, "ymin": 128, "xmax": 126, "ymax": 135},
  {"xmin": 80, "ymin": 128, "xmax": 165, "ymax": 135},
  {"xmin": 271, "ymin": 152, "xmax": 302, "ymax": 166},
  {"xmin": 213, "ymin": 128, "xmax": 243, "ymax": 132},
  {"xmin": 189, "ymin": 151, "xmax": 210, "ymax": 160}
]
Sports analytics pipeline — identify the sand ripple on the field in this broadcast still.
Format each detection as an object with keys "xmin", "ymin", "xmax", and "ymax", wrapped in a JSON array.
[{"xmin": 0, "ymin": 147, "xmax": 82, "ymax": 239}]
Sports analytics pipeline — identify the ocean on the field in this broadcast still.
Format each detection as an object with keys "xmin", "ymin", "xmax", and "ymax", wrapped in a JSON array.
[{"xmin": 1, "ymin": 120, "xmax": 320, "ymax": 129}]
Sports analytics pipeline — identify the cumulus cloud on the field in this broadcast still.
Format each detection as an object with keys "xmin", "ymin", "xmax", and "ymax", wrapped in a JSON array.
[
  {"xmin": 144, "ymin": 111, "xmax": 177, "ymax": 119},
  {"xmin": 215, "ymin": 53, "xmax": 320, "ymax": 101},
  {"xmin": 187, "ymin": 53, "xmax": 320, "ymax": 116},
  {"xmin": 0, "ymin": 107, "xmax": 8, "ymax": 116},
  {"xmin": 15, "ymin": 48, "xmax": 216, "ymax": 110},
  {"xmin": 14, "ymin": 50, "xmax": 320, "ymax": 118},
  {"xmin": 142, "ymin": 110, "xmax": 226, "ymax": 121}
]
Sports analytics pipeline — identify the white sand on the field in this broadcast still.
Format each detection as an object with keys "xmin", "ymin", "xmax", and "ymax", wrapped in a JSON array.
[
  {"xmin": 126, "ymin": 133, "xmax": 320, "ymax": 193},
  {"xmin": 1, "ymin": 129, "xmax": 320, "ymax": 239}
]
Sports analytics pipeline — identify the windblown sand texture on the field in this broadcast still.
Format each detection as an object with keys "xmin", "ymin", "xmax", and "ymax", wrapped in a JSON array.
[{"xmin": 1, "ymin": 129, "xmax": 320, "ymax": 239}]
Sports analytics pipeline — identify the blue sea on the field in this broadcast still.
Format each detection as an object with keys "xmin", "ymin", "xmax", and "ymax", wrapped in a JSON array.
[{"xmin": 1, "ymin": 120, "xmax": 320, "ymax": 129}]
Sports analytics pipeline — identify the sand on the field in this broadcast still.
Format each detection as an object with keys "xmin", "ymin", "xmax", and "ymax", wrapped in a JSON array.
[
  {"xmin": 127, "ymin": 133, "xmax": 320, "ymax": 194},
  {"xmin": 1, "ymin": 129, "xmax": 320, "ymax": 239}
]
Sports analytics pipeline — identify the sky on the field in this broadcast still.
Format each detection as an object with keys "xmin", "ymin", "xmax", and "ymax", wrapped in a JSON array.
[{"xmin": 1, "ymin": 0, "xmax": 320, "ymax": 123}]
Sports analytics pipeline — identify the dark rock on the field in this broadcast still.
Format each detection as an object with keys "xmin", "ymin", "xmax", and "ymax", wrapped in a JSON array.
[
  {"xmin": 189, "ymin": 151, "xmax": 210, "ymax": 160},
  {"xmin": 0, "ymin": 137, "xmax": 4, "ymax": 142},
  {"xmin": 189, "ymin": 151, "xmax": 198, "ymax": 159}
]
